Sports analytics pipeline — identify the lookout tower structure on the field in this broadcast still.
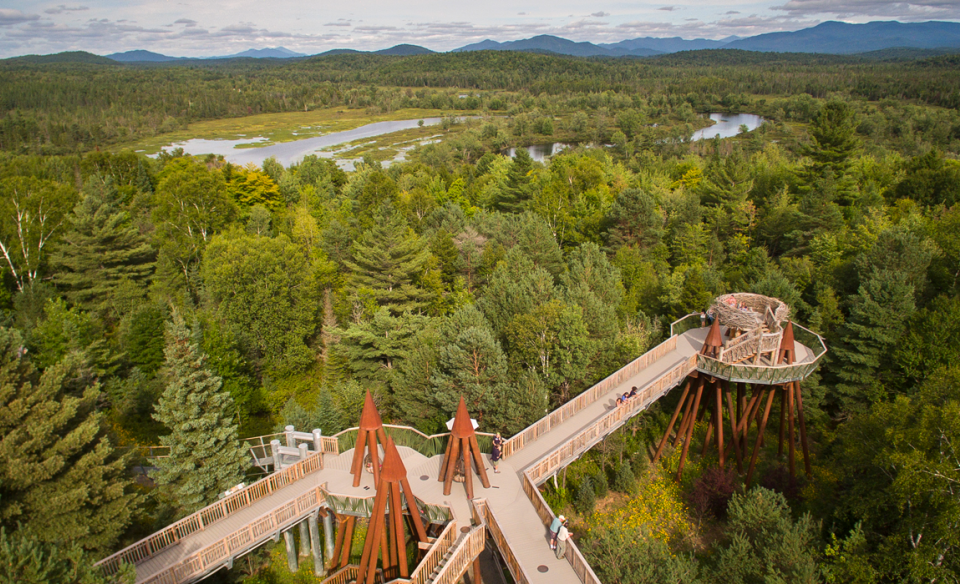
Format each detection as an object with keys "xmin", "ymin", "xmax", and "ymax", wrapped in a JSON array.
[{"xmin": 654, "ymin": 293, "xmax": 825, "ymax": 486}]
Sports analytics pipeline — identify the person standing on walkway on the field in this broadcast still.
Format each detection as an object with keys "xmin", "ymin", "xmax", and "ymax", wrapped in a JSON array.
[
  {"xmin": 549, "ymin": 514, "xmax": 564, "ymax": 549},
  {"xmin": 491, "ymin": 439, "xmax": 502, "ymax": 473},
  {"xmin": 555, "ymin": 520, "xmax": 572, "ymax": 559}
]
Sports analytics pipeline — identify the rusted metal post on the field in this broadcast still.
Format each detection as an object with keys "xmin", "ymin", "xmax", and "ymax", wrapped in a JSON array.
[{"xmin": 725, "ymin": 388, "xmax": 744, "ymax": 473}]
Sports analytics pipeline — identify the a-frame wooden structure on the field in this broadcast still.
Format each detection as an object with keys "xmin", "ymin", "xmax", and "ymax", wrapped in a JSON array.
[
  {"xmin": 438, "ymin": 397, "xmax": 490, "ymax": 499},
  {"xmin": 350, "ymin": 391, "xmax": 389, "ymax": 487},
  {"xmin": 652, "ymin": 320, "xmax": 813, "ymax": 487},
  {"xmin": 355, "ymin": 437, "xmax": 429, "ymax": 584}
]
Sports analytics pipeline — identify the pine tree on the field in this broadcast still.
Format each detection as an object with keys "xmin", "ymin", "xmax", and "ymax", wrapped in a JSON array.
[
  {"xmin": 152, "ymin": 312, "xmax": 249, "ymax": 514},
  {"xmin": 314, "ymin": 388, "xmax": 345, "ymax": 435},
  {"xmin": 606, "ymin": 188, "xmax": 664, "ymax": 251},
  {"xmin": 345, "ymin": 213, "xmax": 432, "ymax": 315},
  {"xmin": 0, "ymin": 527, "xmax": 135, "ymax": 584},
  {"xmin": 0, "ymin": 328, "xmax": 138, "ymax": 553},
  {"xmin": 833, "ymin": 268, "xmax": 916, "ymax": 411},
  {"xmin": 494, "ymin": 148, "xmax": 534, "ymax": 213},
  {"xmin": 51, "ymin": 177, "xmax": 155, "ymax": 320}
]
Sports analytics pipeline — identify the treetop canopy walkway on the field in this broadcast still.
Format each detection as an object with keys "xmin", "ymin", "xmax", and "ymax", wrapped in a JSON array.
[{"xmin": 100, "ymin": 298, "xmax": 826, "ymax": 584}]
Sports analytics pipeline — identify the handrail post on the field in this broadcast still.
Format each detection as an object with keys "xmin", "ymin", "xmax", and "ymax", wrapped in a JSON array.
[
  {"xmin": 270, "ymin": 439, "xmax": 282, "ymax": 473},
  {"xmin": 285, "ymin": 425, "xmax": 296, "ymax": 448},
  {"xmin": 312, "ymin": 428, "xmax": 322, "ymax": 452}
]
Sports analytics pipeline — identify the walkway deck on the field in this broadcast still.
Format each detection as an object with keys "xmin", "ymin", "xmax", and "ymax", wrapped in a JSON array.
[{"xmin": 106, "ymin": 322, "xmax": 823, "ymax": 584}]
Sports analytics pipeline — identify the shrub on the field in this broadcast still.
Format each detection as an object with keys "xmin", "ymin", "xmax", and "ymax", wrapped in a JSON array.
[
  {"xmin": 613, "ymin": 461, "xmax": 637, "ymax": 495},
  {"xmin": 688, "ymin": 466, "xmax": 738, "ymax": 520},
  {"xmin": 576, "ymin": 477, "xmax": 597, "ymax": 515}
]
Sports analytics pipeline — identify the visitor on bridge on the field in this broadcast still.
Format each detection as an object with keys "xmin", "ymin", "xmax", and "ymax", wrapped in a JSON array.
[
  {"xmin": 555, "ymin": 520, "xmax": 572, "ymax": 559},
  {"xmin": 628, "ymin": 386, "xmax": 639, "ymax": 398},
  {"xmin": 549, "ymin": 515, "xmax": 565, "ymax": 549},
  {"xmin": 491, "ymin": 434, "xmax": 502, "ymax": 473}
]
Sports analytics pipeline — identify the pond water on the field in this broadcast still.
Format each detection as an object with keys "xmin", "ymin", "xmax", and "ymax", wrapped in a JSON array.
[
  {"xmin": 157, "ymin": 117, "xmax": 446, "ymax": 167},
  {"xmin": 506, "ymin": 143, "xmax": 574, "ymax": 163},
  {"xmin": 690, "ymin": 113, "xmax": 765, "ymax": 141}
]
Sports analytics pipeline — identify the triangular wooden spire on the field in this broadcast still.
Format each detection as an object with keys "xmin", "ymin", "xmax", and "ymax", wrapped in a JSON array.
[
  {"xmin": 438, "ymin": 397, "xmax": 490, "ymax": 499},
  {"xmin": 350, "ymin": 391, "xmax": 389, "ymax": 487},
  {"xmin": 777, "ymin": 321, "xmax": 796, "ymax": 365},
  {"xmin": 359, "ymin": 390, "xmax": 384, "ymax": 430},
  {"xmin": 701, "ymin": 318, "xmax": 723, "ymax": 358},
  {"xmin": 451, "ymin": 396, "xmax": 475, "ymax": 438},
  {"xmin": 356, "ymin": 438, "xmax": 428, "ymax": 584}
]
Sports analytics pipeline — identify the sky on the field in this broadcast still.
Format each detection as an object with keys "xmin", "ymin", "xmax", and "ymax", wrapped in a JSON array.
[{"xmin": 0, "ymin": 0, "xmax": 958, "ymax": 58}]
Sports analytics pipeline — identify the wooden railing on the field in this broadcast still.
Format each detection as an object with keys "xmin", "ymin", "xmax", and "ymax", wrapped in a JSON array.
[
  {"xmin": 502, "ymin": 334, "xmax": 680, "ymax": 458},
  {"xmin": 322, "ymin": 565, "xmax": 359, "ymax": 584},
  {"xmin": 97, "ymin": 450, "xmax": 325, "ymax": 576},
  {"xmin": 404, "ymin": 521, "xmax": 458, "ymax": 584},
  {"xmin": 430, "ymin": 525, "xmax": 485, "ymax": 584},
  {"xmin": 525, "ymin": 354, "xmax": 697, "ymax": 484},
  {"xmin": 141, "ymin": 485, "xmax": 329, "ymax": 584},
  {"xmin": 473, "ymin": 499, "xmax": 535, "ymax": 584},
  {"xmin": 520, "ymin": 475, "xmax": 601, "ymax": 584}
]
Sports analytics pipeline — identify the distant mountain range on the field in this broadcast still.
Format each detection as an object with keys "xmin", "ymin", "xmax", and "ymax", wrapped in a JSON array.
[{"xmin": 94, "ymin": 20, "xmax": 960, "ymax": 63}]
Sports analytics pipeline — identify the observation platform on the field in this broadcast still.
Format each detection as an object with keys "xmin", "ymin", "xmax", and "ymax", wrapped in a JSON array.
[{"xmin": 98, "ymin": 312, "xmax": 825, "ymax": 584}]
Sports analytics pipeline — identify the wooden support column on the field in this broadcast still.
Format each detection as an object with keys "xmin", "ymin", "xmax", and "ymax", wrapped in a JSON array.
[
  {"xmin": 787, "ymin": 381, "xmax": 797, "ymax": 479},
  {"xmin": 673, "ymin": 387, "xmax": 697, "ymax": 447},
  {"xmin": 746, "ymin": 389, "xmax": 777, "ymax": 488},
  {"xmin": 794, "ymin": 381, "xmax": 813, "ymax": 479},
  {"xmin": 333, "ymin": 515, "xmax": 356, "ymax": 568},
  {"xmin": 676, "ymin": 378, "xmax": 705, "ymax": 481},
  {"xmin": 716, "ymin": 379, "xmax": 725, "ymax": 469},
  {"xmin": 724, "ymin": 386, "xmax": 743, "ymax": 473},
  {"xmin": 473, "ymin": 557, "xmax": 483, "ymax": 584},
  {"xmin": 653, "ymin": 378, "xmax": 692, "ymax": 465},
  {"xmin": 777, "ymin": 387, "xmax": 787, "ymax": 457}
]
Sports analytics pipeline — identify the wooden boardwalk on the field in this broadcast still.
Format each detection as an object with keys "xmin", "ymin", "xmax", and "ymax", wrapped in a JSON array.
[{"xmin": 101, "ymin": 321, "xmax": 825, "ymax": 584}]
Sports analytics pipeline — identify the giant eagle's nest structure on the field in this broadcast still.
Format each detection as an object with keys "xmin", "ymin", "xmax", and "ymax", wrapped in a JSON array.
[{"xmin": 709, "ymin": 293, "xmax": 790, "ymax": 331}]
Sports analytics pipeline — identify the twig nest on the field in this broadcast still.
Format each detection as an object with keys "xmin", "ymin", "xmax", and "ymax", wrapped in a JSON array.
[{"xmin": 709, "ymin": 293, "xmax": 789, "ymax": 331}]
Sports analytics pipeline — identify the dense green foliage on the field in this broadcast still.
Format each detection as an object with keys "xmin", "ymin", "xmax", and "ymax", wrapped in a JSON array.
[{"xmin": 0, "ymin": 48, "xmax": 959, "ymax": 581}]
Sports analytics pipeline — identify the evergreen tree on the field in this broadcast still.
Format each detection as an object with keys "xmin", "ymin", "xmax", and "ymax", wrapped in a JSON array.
[
  {"xmin": 152, "ymin": 312, "xmax": 249, "ymax": 514},
  {"xmin": 0, "ymin": 527, "xmax": 135, "ymax": 584},
  {"xmin": 345, "ymin": 213, "xmax": 433, "ymax": 315},
  {"xmin": 431, "ymin": 305, "xmax": 540, "ymax": 433},
  {"xmin": 494, "ymin": 148, "xmax": 534, "ymax": 213},
  {"xmin": 713, "ymin": 488, "xmax": 822, "ymax": 584},
  {"xmin": 833, "ymin": 268, "xmax": 916, "ymax": 411},
  {"xmin": 803, "ymin": 100, "xmax": 860, "ymax": 178},
  {"xmin": 338, "ymin": 308, "xmax": 430, "ymax": 389},
  {"xmin": 314, "ymin": 388, "xmax": 345, "ymax": 435},
  {"xmin": 477, "ymin": 247, "xmax": 556, "ymax": 336},
  {"xmin": 51, "ymin": 177, "xmax": 155, "ymax": 320},
  {"xmin": 606, "ymin": 188, "xmax": 664, "ymax": 252},
  {"xmin": 0, "ymin": 328, "xmax": 137, "ymax": 553}
]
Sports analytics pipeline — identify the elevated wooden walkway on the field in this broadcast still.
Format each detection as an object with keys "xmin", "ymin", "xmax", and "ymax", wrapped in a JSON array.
[{"xmin": 99, "ymin": 318, "xmax": 825, "ymax": 584}]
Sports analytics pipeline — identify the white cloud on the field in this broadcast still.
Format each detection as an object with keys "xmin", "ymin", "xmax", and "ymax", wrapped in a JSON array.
[
  {"xmin": 591, "ymin": 11, "xmax": 611, "ymax": 17},
  {"xmin": 773, "ymin": 0, "xmax": 960, "ymax": 18},
  {"xmin": 44, "ymin": 5, "xmax": 89, "ymax": 15},
  {"xmin": 0, "ymin": 9, "xmax": 40, "ymax": 25}
]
